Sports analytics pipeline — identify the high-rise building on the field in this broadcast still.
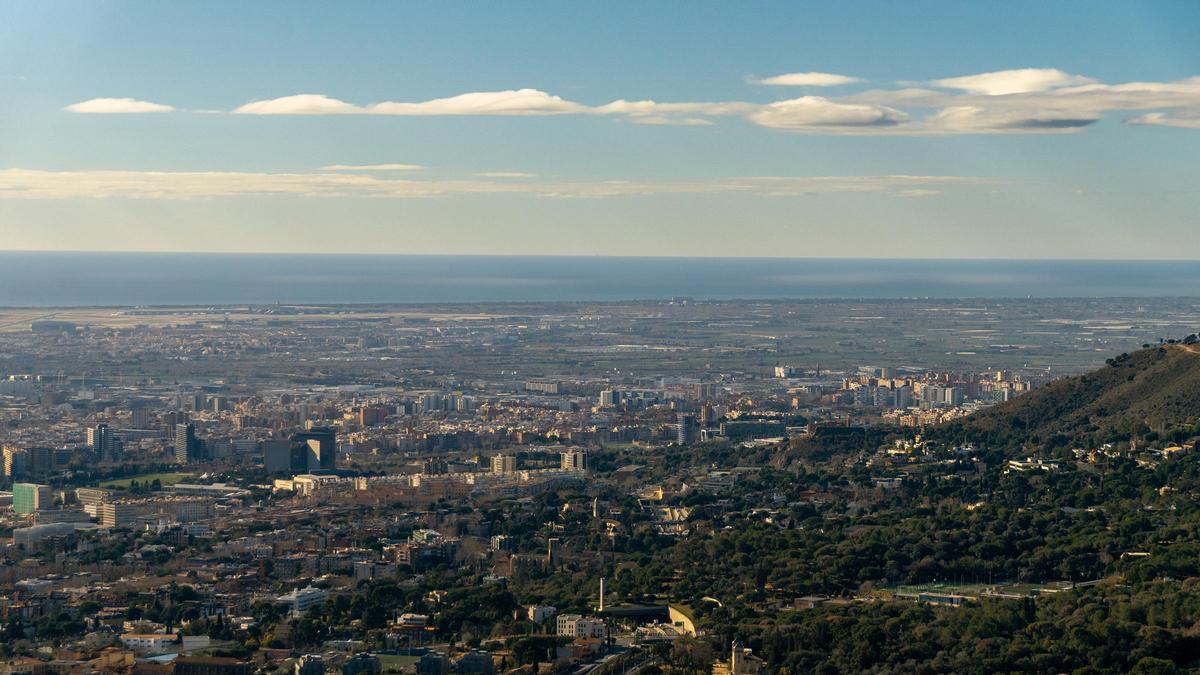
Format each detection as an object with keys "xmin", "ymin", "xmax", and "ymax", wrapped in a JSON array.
[
  {"xmin": 184, "ymin": 392, "xmax": 206, "ymax": 412},
  {"xmin": 262, "ymin": 439, "xmax": 292, "ymax": 473},
  {"xmin": 291, "ymin": 427, "xmax": 337, "ymax": 472},
  {"xmin": 560, "ymin": 449, "xmax": 587, "ymax": 471},
  {"xmin": 675, "ymin": 414, "xmax": 698, "ymax": 445},
  {"xmin": 3, "ymin": 446, "xmax": 29, "ymax": 479},
  {"xmin": 598, "ymin": 390, "xmax": 621, "ymax": 407},
  {"xmin": 13, "ymin": 483, "xmax": 52, "ymax": 514},
  {"xmin": 491, "ymin": 454, "xmax": 516, "ymax": 474},
  {"xmin": 419, "ymin": 394, "xmax": 442, "ymax": 413},
  {"xmin": 175, "ymin": 423, "xmax": 200, "ymax": 464},
  {"xmin": 357, "ymin": 405, "xmax": 388, "ymax": 426},
  {"xmin": 87, "ymin": 423, "xmax": 123, "ymax": 462},
  {"xmin": 26, "ymin": 447, "xmax": 59, "ymax": 476},
  {"xmin": 130, "ymin": 407, "xmax": 150, "ymax": 429}
]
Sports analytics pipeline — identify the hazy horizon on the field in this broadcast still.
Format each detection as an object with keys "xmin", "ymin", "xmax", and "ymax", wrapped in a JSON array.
[
  {"xmin": 3, "ymin": 251, "xmax": 1200, "ymax": 307},
  {"xmin": 8, "ymin": 249, "xmax": 1200, "ymax": 263}
]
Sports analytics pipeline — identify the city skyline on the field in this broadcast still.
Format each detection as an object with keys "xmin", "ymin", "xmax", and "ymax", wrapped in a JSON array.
[{"xmin": 2, "ymin": 2, "xmax": 1200, "ymax": 258}]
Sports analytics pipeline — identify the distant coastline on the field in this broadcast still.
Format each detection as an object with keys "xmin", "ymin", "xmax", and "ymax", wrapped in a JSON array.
[{"xmin": 1, "ymin": 251, "xmax": 1199, "ymax": 307}]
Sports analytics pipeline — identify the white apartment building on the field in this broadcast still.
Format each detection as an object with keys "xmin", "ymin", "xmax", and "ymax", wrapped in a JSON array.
[
  {"xmin": 278, "ymin": 586, "xmax": 327, "ymax": 615},
  {"xmin": 556, "ymin": 613, "xmax": 605, "ymax": 638},
  {"xmin": 527, "ymin": 604, "xmax": 558, "ymax": 622},
  {"xmin": 120, "ymin": 633, "xmax": 178, "ymax": 653}
]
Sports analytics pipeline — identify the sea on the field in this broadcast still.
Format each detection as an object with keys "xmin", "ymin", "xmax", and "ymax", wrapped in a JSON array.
[{"xmin": 1, "ymin": 251, "xmax": 1199, "ymax": 307}]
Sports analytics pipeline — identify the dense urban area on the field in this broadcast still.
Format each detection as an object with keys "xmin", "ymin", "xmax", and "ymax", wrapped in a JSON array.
[{"xmin": 4, "ymin": 298, "xmax": 1200, "ymax": 674}]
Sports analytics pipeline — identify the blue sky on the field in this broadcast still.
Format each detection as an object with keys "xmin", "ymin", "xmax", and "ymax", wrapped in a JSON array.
[{"xmin": 1, "ymin": 1, "xmax": 1199, "ymax": 257}]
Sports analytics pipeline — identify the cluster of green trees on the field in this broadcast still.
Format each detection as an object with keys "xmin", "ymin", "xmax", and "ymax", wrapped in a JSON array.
[
  {"xmin": 751, "ymin": 581, "xmax": 1200, "ymax": 674},
  {"xmin": 935, "ymin": 345, "xmax": 1200, "ymax": 453}
]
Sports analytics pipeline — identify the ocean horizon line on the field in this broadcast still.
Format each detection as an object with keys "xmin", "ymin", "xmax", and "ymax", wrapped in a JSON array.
[
  {"xmin": 1, "ymin": 252, "xmax": 1199, "ymax": 307},
  {"xmin": 4, "ymin": 250, "xmax": 1200, "ymax": 264}
]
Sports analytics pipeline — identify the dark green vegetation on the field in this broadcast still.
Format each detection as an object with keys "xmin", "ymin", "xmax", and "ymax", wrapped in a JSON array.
[
  {"xmin": 392, "ymin": 344, "xmax": 1200, "ymax": 673},
  {"xmin": 759, "ymin": 582, "xmax": 1200, "ymax": 674},
  {"xmin": 938, "ymin": 341, "xmax": 1200, "ymax": 451},
  {"xmin": 610, "ymin": 344, "xmax": 1200, "ymax": 673}
]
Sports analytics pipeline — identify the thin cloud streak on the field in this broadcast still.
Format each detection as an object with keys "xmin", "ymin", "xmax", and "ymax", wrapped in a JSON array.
[
  {"xmin": 0, "ymin": 169, "xmax": 986, "ymax": 200},
  {"xmin": 321, "ymin": 163, "xmax": 425, "ymax": 171},
  {"xmin": 753, "ymin": 72, "xmax": 863, "ymax": 86}
]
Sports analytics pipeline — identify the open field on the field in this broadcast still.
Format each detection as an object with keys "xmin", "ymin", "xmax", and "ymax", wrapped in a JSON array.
[{"xmin": 99, "ymin": 472, "xmax": 194, "ymax": 489}]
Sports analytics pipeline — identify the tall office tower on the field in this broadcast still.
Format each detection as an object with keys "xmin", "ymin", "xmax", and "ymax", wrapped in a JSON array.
[
  {"xmin": 675, "ymin": 413, "xmax": 698, "ymax": 445},
  {"xmin": 3, "ymin": 446, "xmax": 29, "ymax": 479},
  {"xmin": 27, "ymin": 447, "xmax": 56, "ymax": 475},
  {"xmin": 598, "ymin": 390, "xmax": 621, "ymax": 407},
  {"xmin": 163, "ymin": 410, "xmax": 188, "ymax": 430},
  {"xmin": 560, "ymin": 449, "xmax": 587, "ymax": 472},
  {"xmin": 12, "ymin": 483, "xmax": 52, "ymax": 514},
  {"xmin": 130, "ymin": 407, "xmax": 150, "ymax": 429},
  {"xmin": 175, "ymin": 423, "xmax": 200, "ymax": 464},
  {"xmin": 186, "ymin": 392, "xmax": 206, "ymax": 412},
  {"xmin": 291, "ymin": 427, "xmax": 337, "ymax": 472},
  {"xmin": 357, "ymin": 405, "xmax": 388, "ymax": 426},
  {"xmin": 261, "ymin": 439, "xmax": 292, "ymax": 473},
  {"xmin": 491, "ymin": 454, "xmax": 516, "ymax": 474},
  {"xmin": 419, "ymin": 394, "xmax": 442, "ymax": 413},
  {"xmin": 87, "ymin": 423, "xmax": 122, "ymax": 462}
]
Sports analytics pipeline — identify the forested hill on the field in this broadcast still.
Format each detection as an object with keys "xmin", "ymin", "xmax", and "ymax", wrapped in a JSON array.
[{"xmin": 938, "ymin": 343, "xmax": 1200, "ymax": 453}]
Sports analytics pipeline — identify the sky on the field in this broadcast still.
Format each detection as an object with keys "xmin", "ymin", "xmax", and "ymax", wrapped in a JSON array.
[{"xmin": 1, "ymin": 1, "xmax": 1199, "ymax": 258}]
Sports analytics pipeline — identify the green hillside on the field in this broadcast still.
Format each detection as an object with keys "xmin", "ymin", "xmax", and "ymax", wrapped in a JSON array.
[{"xmin": 940, "ymin": 343, "xmax": 1200, "ymax": 453}]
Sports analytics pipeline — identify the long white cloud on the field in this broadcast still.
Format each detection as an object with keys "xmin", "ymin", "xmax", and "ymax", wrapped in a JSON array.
[
  {"xmin": 1126, "ymin": 112, "xmax": 1200, "ymax": 129},
  {"xmin": 64, "ymin": 97, "xmax": 175, "ymax": 113},
  {"xmin": 0, "ymin": 168, "xmax": 983, "ymax": 200},
  {"xmin": 233, "ymin": 89, "xmax": 585, "ymax": 116},
  {"xmin": 749, "ymin": 97, "xmax": 908, "ymax": 132},
  {"xmin": 931, "ymin": 68, "xmax": 1094, "ymax": 95},
  {"xmin": 321, "ymin": 163, "xmax": 424, "ymax": 171},
  {"xmin": 61, "ymin": 69, "xmax": 1200, "ymax": 135},
  {"xmin": 233, "ymin": 94, "xmax": 359, "ymax": 115},
  {"xmin": 754, "ymin": 72, "xmax": 863, "ymax": 87}
]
